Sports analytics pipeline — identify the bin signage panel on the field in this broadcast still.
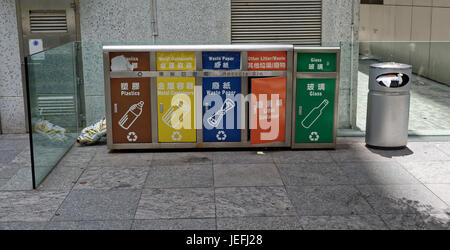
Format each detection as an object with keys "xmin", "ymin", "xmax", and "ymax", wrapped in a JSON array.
[
  {"xmin": 157, "ymin": 77, "xmax": 196, "ymax": 142},
  {"xmin": 295, "ymin": 78, "xmax": 335, "ymax": 143},
  {"xmin": 203, "ymin": 77, "xmax": 241, "ymax": 142},
  {"xmin": 250, "ymin": 77, "xmax": 286, "ymax": 144},
  {"xmin": 298, "ymin": 52, "xmax": 336, "ymax": 72},
  {"xmin": 110, "ymin": 52, "xmax": 150, "ymax": 72},
  {"xmin": 248, "ymin": 51, "xmax": 287, "ymax": 71},
  {"xmin": 110, "ymin": 78, "xmax": 151, "ymax": 143},
  {"xmin": 202, "ymin": 52, "xmax": 241, "ymax": 70},
  {"xmin": 156, "ymin": 52, "xmax": 196, "ymax": 71}
]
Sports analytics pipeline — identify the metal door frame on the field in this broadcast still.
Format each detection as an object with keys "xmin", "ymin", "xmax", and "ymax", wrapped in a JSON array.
[
  {"xmin": 291, "ymin": 46, "xmax": 340, "ymax": 149},
  {"xmin": 15, "ymin": 0, "xmax": 82, "ymax": 133},
  {"xmin": 103, "ymin": 44, "xmax": 293, "ymax": 150}
]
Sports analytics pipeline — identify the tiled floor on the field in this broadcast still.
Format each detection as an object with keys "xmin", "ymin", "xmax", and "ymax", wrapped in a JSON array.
[
  {"xmin": 0, "ymin": 134, "xmax": 450, "ymax": 230},
  {"xmin": 357, "ymin": 59, "xmax": 450, "ymax": 133}
]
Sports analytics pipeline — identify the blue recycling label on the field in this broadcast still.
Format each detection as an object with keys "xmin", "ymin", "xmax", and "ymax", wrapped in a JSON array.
[
  {"xmin": 202, "ymin": 52, "xmax": 241, "ymax": 70},
  {"xmin": 203, "ymin": 77, "xmax": 241, "ymax": 142}
]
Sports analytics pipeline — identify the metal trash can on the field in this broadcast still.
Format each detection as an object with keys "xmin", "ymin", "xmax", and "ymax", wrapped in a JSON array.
[{"xmin": 366, "ymin": 62, "xmax": 412, "ymax": 148}]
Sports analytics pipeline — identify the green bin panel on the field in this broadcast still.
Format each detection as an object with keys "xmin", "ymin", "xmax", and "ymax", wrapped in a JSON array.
[
  {"xmin": 295, "ymin": 78, "xmax": 336, "ymax": 143},
  {"xmin": 297, "ymin": 52, "xmax": 337, "ymax": 72}
]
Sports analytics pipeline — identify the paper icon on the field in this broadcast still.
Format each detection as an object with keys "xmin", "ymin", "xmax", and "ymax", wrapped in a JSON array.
[{"xmin": 207, "ymin": 98, "xmax": 235, "ymax": 128}]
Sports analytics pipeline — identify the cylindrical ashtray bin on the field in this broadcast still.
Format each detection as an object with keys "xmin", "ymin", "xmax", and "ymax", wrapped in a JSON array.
[{"xmin": 366, "ymin": 62, "xmax": 412, "ymax": 148}]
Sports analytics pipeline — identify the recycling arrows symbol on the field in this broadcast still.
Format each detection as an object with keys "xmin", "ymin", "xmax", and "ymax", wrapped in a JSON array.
[
  {"xmin": 171, "ymin": 131, "xmax": 182, "ymax": 141},
  {"xmin": 309, "ymin": 132, "xmax": 319, "ymax": 142},
  {"xmin": 216, "ymin": 131, "xmax": 227, "ymax": 141},
  {"xmin": 127, "ymin": 132, "xmax": 138, "ymax": 142}
]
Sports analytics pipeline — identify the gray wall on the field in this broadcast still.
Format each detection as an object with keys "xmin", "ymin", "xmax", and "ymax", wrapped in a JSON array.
[
  {"xmin": 79, "ymin": 0, "xmax": 231, "ymax": 125},
  {"xmin": 0, "ymin": 0, "xmax": 358, "ymax": 133},
  {"xmin": 0, "ymin": 0, "xmax": 26, "ymax": 134},
  {"xmin": 81, "ymin": 0, "xmax": 358, "ymax": 129},
  {"xmin": 360, "ymin": 1, "xmax": 450, "ymax": 85},
  {"xmin": 322, "ymin": 0, "xmax": 360, "ymax": 129}
]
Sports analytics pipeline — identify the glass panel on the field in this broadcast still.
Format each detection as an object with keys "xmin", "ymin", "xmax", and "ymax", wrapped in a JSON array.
[
  {"xmin": 26, "ymin": 42, "xmax": 81, "ymax": 188},
  {"xmin": 356, "ymin": 41, "xmax": 450, "ymax": 135}
]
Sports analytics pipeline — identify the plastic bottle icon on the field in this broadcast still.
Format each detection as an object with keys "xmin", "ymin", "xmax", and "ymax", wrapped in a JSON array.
[
  {"xmin": 119, "ymin": 101, "xmax": 144, "ymax": 130},
  {"xmin": 301, "ymin": 99, "xmax": 329, "ymax": 129}
]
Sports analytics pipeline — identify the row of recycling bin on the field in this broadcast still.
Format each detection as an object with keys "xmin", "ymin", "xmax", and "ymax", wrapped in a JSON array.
[{"xmin": 103, "ymin": 45, "xmax": 340, "ymax": 150}]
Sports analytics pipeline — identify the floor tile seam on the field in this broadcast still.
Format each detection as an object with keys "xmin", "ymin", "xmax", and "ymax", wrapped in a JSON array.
[
  {"xmin": 140, "ymin": 185, "xmax": 289, "ymax": 190},
  {"xmin": 278, "ymin": 160, "xmax": 433, "ymax": 186},
  {"xmin": 47, "ymin": 189, "xmax": 77, "ymax": 222},
  {"xmin": 275, "ymin": 160, "xmax": 354, "ymax": 184},
  {"xmin": 132, "ymin": 164, "xmax": 154, "ymax": 222},
  {"xmin": 274, "ymin": 160, "xmax": 338, "ymax": 165},
  {"xmin": 44, "ymin": 218, "xmax": 135, "ymax": 223},
  {"xmin": 433, "ymin": 143, "xmax": 450, "ymax": 157},
  {"xmin": 212, "ymin": 159, "xmax": 218, "ymax": 231},
  {"xmin": 271, "ymin": 157, "xmax": 305, "ymax": 229},
  {"xmin": 148, "ymin": 162, "xmax": 213, "ymax": 167},
  {"xmin": 132, "ymin": 217, "xmax": 217, "ymax": 222},
  {"xmin": 149, "ymin": 162, "xmax": 213, "ymax": 167},
  {"xmin": 292, "ymin": 210, "xmax": 383, "ymax": 217},
  {"xmin": 294, "ymin": 182, "xmax": 448, "ymax": 213},
  {"xmin": 0, "ymin": 189, "xmax": 70, "ymax": 194},
  {"xmin": 271, "ymin": 159, "xmax": 303, "ymax": 228},
  {"xmin": 68, "ymin": 163, "xmax": 91, "ymax": 192},
  {"xmin": 49, "ymin": 188, "xmax": 142, "ymax": 222},
  {"xmin": 135, "ymin": 215, "xmax": 217, "ymax": 220},
  {"xmin": 136, "ymin": 214, "xmax": 300, "ymax": 220},
  {"xmin": 212, "ymin": 162, "xmax": 280, "ymax": 167},
  {"xmin": 284, "ymin": 213, "xmax": 390, "ymax": 229},
  {"xmin": 394, "ymin": 158, "xmax": 450, "ymax": 164},
  {"xmin": 420, "ymin": 183, "xmax": 450, "ymax": 209},
  {"xmin": 393, "ymin": 160, "xmax": 447, "ymax": 188},
  {"xmin": 342, "ymin": 184, "xmax": 378, "ymax": 217},
  {"xmin": 351, "ymin": 184, "xmax": 450, "ymax": 216}
]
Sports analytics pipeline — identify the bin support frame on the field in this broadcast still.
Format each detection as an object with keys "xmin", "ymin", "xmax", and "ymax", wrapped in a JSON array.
[{"xmin": 103, "ymin": 44, "xmax": 293, "ymax": 150}]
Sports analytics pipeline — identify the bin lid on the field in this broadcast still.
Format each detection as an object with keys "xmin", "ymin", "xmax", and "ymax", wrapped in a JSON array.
[{"xmin": 370, "ymin": 62, "xmax": 412, "ymax": 69}]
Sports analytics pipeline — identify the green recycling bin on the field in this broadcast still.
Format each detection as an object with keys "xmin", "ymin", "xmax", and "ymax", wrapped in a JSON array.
[{"xmin": 292, "ymin": 47, "xmax": 340, "ymax": 149}]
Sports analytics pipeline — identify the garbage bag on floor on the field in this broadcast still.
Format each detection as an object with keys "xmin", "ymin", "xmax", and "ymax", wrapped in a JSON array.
[
  {"xmin": 32, "ymin": 118, "xmax": 69, "ymax": 143},
  {"xmin": 77, "ymin": 117, "xmax": 107, "ymax": 146}
]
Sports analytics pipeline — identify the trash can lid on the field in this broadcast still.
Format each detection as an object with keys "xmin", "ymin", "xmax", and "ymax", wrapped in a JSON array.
[{"xmin": 370, "ymin": 62, "xmax": 412, "ymax": 69}]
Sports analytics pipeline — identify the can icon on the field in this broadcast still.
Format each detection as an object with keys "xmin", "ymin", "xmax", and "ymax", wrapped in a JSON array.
[
  {"xmin": 118, "ymin": 101, "xmax": 144, "ymax": 130},
  {"xmin": 162, "ymin": 99, "xmax": 191, "ymax": 129}
]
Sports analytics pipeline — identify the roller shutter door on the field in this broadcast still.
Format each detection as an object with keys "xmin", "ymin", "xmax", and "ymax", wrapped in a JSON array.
[{"xmin": 231, "ymin": 0, "xmax": 322, "ymax": 45}]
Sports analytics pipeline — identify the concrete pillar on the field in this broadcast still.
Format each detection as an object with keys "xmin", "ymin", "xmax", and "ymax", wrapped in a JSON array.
[
  {"xmin": 322, "ymin": 0, "xmax": 360, "ymax": 129},
  {"xmin": 0, "ymin": 0, "xmax": 26, "ymax": 134}
]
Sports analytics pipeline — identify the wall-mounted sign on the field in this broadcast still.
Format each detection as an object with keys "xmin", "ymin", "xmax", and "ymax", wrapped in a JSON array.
[
  {"xmin": 109, "ymin": 52, "xmax": 150, "ymax": 72},
  {"xmin": 202, "ymin": 52, "xmax": 241, "ymax": 70},
  {"xmin": 251, "ymin": 77, "xmax": 286, "ymax": 144},
  {"xmin": 29, "ymin": 39, "xmax": 45, "ymax": 60},
  {"xmin": 295, "ymin": 78, "xmax": 335, "ymax": 143},
  {"xmin": 157, "ymin": 77, "xmax": 196, "ymax": 142},
  {"xmin": 297, "ymin": 52, "xmax": 336, "ymax": 72},
  {"xmin": 203, "ymin": 77, "xmax": 241, "ymax": 142},
  {"xmin": 110, "ymin": 78, "xmax": 152, "ymax": 143},
  {"xmin": 156, "ymin": 52, "xmax": 196, "ymax": 71},
  {"xmin": 248, "ymin": 51, "xmax": 287, "ymax": 71}
]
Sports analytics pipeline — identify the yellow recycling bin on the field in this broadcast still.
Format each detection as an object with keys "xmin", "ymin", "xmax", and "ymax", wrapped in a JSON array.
[{"xmin": 157, "ymin": 77, "xmax": 196, "ymax": 142}]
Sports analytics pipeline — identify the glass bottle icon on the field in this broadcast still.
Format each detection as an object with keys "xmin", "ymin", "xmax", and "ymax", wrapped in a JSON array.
[
  {"xmin": 301, "ymin": 99, "xmax": 329, "ymax": 129},
  {"xmin": 119, "ymin": 101, "xmax": 144, "ymax": 130}
]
